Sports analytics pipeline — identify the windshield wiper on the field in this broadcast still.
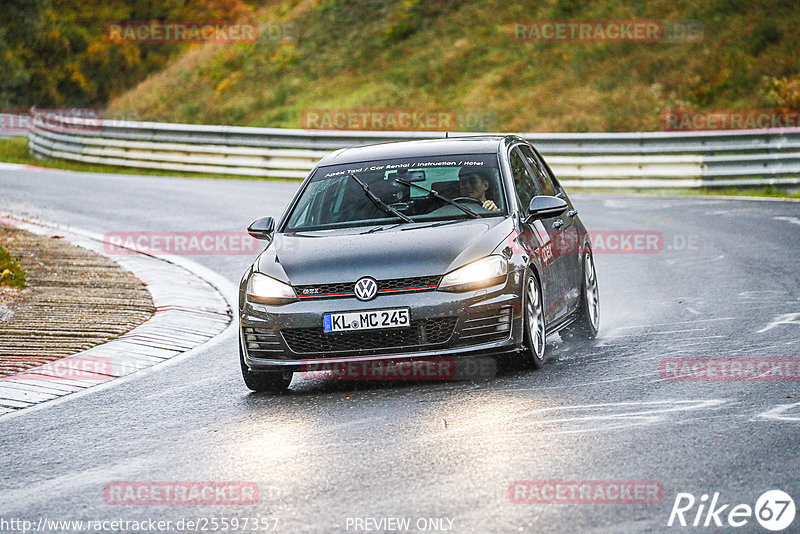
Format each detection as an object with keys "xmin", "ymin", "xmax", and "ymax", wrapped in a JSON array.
[
  {"xmin": 360, "ymin": 223, "xmax": 402, "ymax": 234},
  {"xmin": 393, "ymin": 178, "xmax": 481, "ymax": 219},
  {"xmin": 348, "ymin": 173, "xmax": 414, "ymax": 224}
]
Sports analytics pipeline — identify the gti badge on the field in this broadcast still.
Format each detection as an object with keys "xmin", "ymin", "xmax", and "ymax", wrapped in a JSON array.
[{"xmin": 354, "ymin": 277, "xmax": 378, "ymax": 301}]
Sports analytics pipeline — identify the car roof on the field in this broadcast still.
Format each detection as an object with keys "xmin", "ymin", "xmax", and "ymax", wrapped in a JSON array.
[{"xmin": 317, "ymin": 136, "xmax": 521, "ymax": 167}]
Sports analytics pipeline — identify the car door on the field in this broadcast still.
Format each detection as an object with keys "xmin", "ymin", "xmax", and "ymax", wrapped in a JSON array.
[
  {"xmin": 519, "ymin": 144, "xmax": 582, "ymax": 311},
  {"xmin": 508, "ymin": 145, "xmax": 568, "ymax": 322}
]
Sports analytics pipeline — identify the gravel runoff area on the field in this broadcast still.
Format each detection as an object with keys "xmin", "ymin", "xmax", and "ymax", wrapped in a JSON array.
[
  {"xmin": 0, "ymin": 222, "xmax": 155, "ymax": 376},
  {"xmin": 0, "ymin": 215, "xmax": 232, "ymax": 415}
]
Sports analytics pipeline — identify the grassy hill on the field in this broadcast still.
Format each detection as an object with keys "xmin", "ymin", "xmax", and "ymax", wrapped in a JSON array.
[
  {"xmin": 101, "ymin": 0, "xmax": 799, "ymax": 132},
  {"xmin": 0, "ymin": 0, "xmax": 255, "ymax": 109}
]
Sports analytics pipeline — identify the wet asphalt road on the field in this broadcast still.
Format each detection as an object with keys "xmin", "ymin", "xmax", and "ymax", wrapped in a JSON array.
[{"xmin": 0, "ymin": 167, "xmax": 799, "ymax": 533}]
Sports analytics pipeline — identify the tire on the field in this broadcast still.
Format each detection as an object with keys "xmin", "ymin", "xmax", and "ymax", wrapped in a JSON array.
[
  {"xmin": 523, "ymin": 272, "xmax": 547, "ymax": 369},
  {"xmin": 561, "ymin": 250, "xmax": 599, "ymax": 341},
  {"xmin": 239, "ymin": 342, "xmax": 292, "ymax": 393}
]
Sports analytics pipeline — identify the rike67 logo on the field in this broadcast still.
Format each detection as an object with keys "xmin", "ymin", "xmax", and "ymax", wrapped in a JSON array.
[{"xmin": 668, "ymin": 490, "xmax": 795, "ymax": 531}]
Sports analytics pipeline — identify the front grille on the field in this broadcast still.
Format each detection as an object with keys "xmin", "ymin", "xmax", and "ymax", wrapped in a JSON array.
[
  {"xmin": 243, "ymin": 327, "xmax": 284, "ymax": 357},
  {"xmin": 378, "ymin": 276, "xmax": 440, "ymax": 292},
  {"xmin": 459, "ymin": 305, "xmax": 513, "ymax": 345},
  {"xmin": 281, "ymin": 317, "xmax": 457, "ymax": 355},
  {"xmin": 295, "ymin": 281, "xmax": 354, "ymax": 298},
  {"xmin": 295, "ymin": 275, "xmax": 440, "ymax": 299}
]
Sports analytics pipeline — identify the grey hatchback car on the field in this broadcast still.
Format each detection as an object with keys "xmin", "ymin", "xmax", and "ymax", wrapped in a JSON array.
[{"xmin": 239, "ymin": 135, "xmax": 599, "ymax": 391}]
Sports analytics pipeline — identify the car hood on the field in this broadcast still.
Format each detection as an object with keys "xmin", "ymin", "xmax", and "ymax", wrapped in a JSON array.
[{"xmin": 256, "ymin": 217, "xmax": 514, "ymax": 285}]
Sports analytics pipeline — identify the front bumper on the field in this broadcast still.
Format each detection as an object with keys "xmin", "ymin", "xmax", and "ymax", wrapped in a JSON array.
[{"xmin": 240, "ymin": 271, "xmax": 525, "ymax": 370}]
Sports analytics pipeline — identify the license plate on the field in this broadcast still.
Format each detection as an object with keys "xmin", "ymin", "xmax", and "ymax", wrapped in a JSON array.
[{"xmin": 323, "ymin": 308, "xmax": 410, "ymax": 333}]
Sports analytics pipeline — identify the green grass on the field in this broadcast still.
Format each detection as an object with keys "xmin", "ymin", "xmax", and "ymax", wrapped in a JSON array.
[
  {"xmin": 0, "ymin": 244, "xmax": 26, "ymax": 289},
  {"xmin": 570, "ymin": 186, "xmax": 800, "ymax": 199},
  {"xmin": 694, "ymin": 186, "xmax": 800, "ymax": 199},
  {"xmin": 0, "ymin": 137, "xmax": 294, "ymax": 182}
]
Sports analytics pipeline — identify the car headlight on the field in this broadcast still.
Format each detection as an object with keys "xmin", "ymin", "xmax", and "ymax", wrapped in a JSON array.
[
  {"xmin": 246, "ymin": 272, "xmax": 297, "ymax": 304},
  {"xmin": 438, "ymin": 255, "xmax": 508, "ymax": 292}
]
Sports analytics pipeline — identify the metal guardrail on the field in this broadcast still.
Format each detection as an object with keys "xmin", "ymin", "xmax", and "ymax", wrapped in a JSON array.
[{"xmin": 25, "ymin": 113, "xmax": 800, "ymax": 188}]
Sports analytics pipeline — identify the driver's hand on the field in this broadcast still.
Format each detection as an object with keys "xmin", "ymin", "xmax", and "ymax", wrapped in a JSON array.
[{"xmin": 482, "ymin": 199, "xmax": 498, "ymax": 211}]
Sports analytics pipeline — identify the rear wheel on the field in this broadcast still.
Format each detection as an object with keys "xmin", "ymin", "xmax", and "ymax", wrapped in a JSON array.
[
  {"xmin": 562, "ymin": 250, "xmax": 599, "ymax": 341},
  {"xmin": 523, "ymin": 273, "xmax": 546, "ymax": 369},
  {"xmin": 239, "ymin": 342, "xmax": 292, "ymax": 393}
]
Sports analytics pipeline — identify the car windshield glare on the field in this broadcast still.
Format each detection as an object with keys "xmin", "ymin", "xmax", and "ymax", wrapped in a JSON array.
[{"xmin": 285, "ymin": 154, "xmax": 506, "ymax": 231}]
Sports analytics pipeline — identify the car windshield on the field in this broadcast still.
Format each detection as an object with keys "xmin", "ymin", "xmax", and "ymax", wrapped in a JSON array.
[{"xmin": 284, "ymin": 153, "xmax": 506, "ymax": 231}]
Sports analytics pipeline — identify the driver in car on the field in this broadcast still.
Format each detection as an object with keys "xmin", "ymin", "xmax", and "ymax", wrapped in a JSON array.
[{"xmin": 458, "ymin": 167, "xmax": 499, "ymax": 211}]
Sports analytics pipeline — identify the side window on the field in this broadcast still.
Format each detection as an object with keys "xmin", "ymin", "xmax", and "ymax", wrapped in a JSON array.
[
  {"xmin": 509, "ymin": 147, "xmax": 537, "ymax": 215},
  {"xmin": 519, "ymin": 145, "xmax": 557, "ymax": 197}
]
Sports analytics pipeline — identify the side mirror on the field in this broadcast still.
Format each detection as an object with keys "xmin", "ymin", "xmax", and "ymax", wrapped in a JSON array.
[
  {"xmin": 247, "ymin": 216, "xmax": 275, "ymax": 240},
  {"xmin": 524, "ymin": 196, "xmax": 568, "ymax": 223}
]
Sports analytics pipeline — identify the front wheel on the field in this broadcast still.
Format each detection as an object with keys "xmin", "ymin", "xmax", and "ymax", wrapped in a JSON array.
[
  {"xmin": 523, "ymin": 273, "xmax": 546, "ymax": 369},
  {"xmin": 240, "ymin": 343, "xmax": 292, "ymax": 393},
  {"xmin": 562, "ymin": 250, "xmax": 599, "ymax": 341}
]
